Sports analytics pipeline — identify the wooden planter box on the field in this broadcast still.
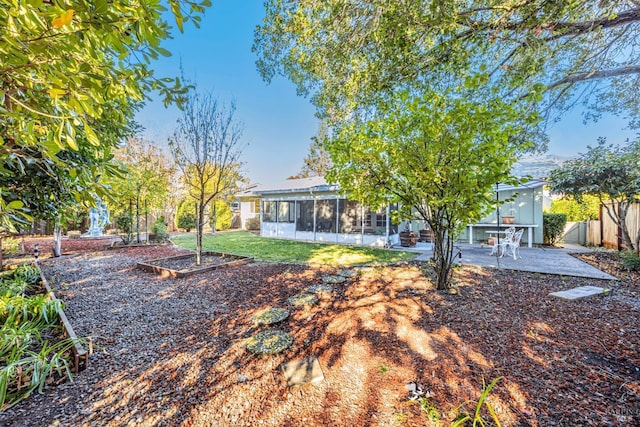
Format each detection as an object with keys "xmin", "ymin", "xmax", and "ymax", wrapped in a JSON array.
[
  {"xmin": 399, "ymin": 231, "xmax": 418, "ymax": 247},
  {"xmin": 419, "ymin": 229, "xmax": 433, "ymax": 243},
  {"xmin": 137, "ymin": 251, "xmax": 252, "ymax": 278},
  {"xmin": 39, "ymin": 268, "xmax": 90, "ymax": 373}
]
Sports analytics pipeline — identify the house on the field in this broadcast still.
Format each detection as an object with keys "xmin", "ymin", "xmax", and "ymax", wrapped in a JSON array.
[{"xmin": 237, "ymin": 177, "xmax": 546, "ymax": 247}]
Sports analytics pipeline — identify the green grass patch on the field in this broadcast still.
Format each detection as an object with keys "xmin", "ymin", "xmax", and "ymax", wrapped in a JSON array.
[{"xmin": 171, "ymin": 231, "xmax": 417, "ymax": 266}]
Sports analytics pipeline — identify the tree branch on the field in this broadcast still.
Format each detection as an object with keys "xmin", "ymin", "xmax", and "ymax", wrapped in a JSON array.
[{"xmin": 547, "ymin": 65, "xmax": 640, "ymax": 90}]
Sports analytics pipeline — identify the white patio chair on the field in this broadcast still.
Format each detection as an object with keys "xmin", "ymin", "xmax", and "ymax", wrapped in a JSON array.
[
  {"xmin": 500, "ymin": 228, "xmax": 524, "ymax": 260},
  {"xmin": 489, "ymin": 226, "xmax": 515, "ymax": 256}
]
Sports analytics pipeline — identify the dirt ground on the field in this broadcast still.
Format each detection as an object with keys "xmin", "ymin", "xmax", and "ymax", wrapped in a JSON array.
[{"xmin": 0, "ymin": 238, "xmax": 638, "ymax": 426}]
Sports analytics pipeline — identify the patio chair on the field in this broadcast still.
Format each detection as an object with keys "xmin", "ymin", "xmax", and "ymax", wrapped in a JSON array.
[
  {"xmin": 500, "ymin": 228, "xmax": 524, "ymax": 260},
  {"xmin": 489, "ymin": 226, "xmax": 515, "ymax": 256}
]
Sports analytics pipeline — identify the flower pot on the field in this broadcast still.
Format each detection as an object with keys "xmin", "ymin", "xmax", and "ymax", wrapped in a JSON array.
[
  {"xmin": 487, "ymin": 237, "xmax": 495, "ymax": 246},
  {"xmin": 399, "ymin": 231, "xmax": 418, "ymax": 247},
  {"xmin": 501, "ymin": 216, "xmax": 515, "ymax": 224},
  {"xmin": 419, "ymin": 229, "xmax": 433, "ymax": 243}
]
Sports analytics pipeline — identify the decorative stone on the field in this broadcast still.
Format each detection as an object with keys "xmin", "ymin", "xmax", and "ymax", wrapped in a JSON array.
[
  {"xmin": 306, "ymin": 284, "xmax": 334, "ymax": 295},
  {"xmin": 286, "ymin": 293, "xmax": 318, "ymax": 307},
  {"xmin": 280, "ymin": 357, "xmax": 324, "ymax": 386},
  {"xmin": 322, "ymin": 275, "xmax": 346, "ymax": 284},
  {"xmin": 336, "ymin": 269, "xmax": 357, "ymax": 278},
  {"xmin": 549, "ymin": 286, "xmax": 609, "ymax": 301},
  {"xmin": 253, "ymin": 308, "xmax": 290, "ymax": 326},
  {"xmin": 246, "ymin": 330, "xmax": 293, "ymax": 355}
]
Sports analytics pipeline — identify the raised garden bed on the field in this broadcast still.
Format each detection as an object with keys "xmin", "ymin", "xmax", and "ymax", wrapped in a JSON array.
[
  {"xmin": 40, "ymin": 269, "xmax": 90, "ymax": 373},
  {"xmin": 136, "ymin": 251, "xmax": 252, "ymax": 278},
  {"xmin": 0, "ymin": 263, "xmax": 89, "ymax": 410}
]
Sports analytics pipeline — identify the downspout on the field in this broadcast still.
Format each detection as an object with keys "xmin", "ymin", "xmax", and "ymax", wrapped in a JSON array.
[{"xmin": 386, "ymin": 204, "xmax": 390, "ymax": 246}]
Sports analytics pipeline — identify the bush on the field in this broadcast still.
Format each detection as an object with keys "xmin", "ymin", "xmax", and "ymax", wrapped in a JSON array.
[
  {"xmin": 549, "ymin": 195, "xmax": 600, "ymax": 221},
  {"xmin": 2, "ymin": 237, "xmax": 21, "ymax": 255},
  {"xmin": 210, "ymin": 201, "xmax": 232, "ymax": 231},
  {"xmin": 620, "ymin": 250, "xmax": 640, "ymax": 271},
  {"xmin": 245, "ymin": 215, "xmax": 260, "ymax": 231},
  {"xmin": 175, "ymin": 200, "xmax": 196, "ymax": 232},
  {"xmin": 116, "ymin": 213, "xmax": 133, "ymax": 244},
  {"xmin": 151, "ymin": 217, "xmax": 169, "ymax": 242},
  {"xmin": 543, "ymin": 213, "xmax": 567, "ymax": 246}
]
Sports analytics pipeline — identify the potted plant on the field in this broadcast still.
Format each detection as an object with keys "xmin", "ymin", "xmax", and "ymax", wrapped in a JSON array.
[{"xmin": 399, "ymin": 224, "xmax": 418, "ymax": 247}]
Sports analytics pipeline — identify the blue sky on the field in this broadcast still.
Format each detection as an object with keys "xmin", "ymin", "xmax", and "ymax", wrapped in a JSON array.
[{"xmin": 135, "ymin": 1, "xmax": 636, "ymax": 186}]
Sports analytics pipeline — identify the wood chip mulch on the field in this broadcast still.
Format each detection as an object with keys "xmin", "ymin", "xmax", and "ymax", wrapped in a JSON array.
[{"xmin": 0, "ymin": 241, "xmax": 638, "ymax": 426}]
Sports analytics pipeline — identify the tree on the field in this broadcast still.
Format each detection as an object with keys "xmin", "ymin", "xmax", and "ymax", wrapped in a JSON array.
[
  {"xmin": 550, "ymin": 138, "xmax": 640, "ymax": 252},
  {"xmin": 105, "ymin": 137, "xmax": 176, "ymax": 242},
  {"xmin": 298, "ymin": 120, "xmax": 332, "ymax": 178},
  {"xmin": 550, "ymin": 195, "xmax": 600, "ymax": 222},
  {"xmin": 0, "ymin": 0, "xmax": 210, "ymax": 229},
  {"xmin": 169, "ymin": 91, "xmax": 245, "ymax": 265},
  {"xmin": 328, "ymin": 86, "xmax": 530, "ymax": 290},
  {"xmin": 255, "ymin": 1, "xmax": 640, "ymax": 143},
  {"xmin": 175, "ymin": 199, "xmax": 196, "ymax": 232}
]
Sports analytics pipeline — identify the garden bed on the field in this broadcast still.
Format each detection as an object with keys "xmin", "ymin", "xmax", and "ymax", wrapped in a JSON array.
[
  {"xmin": 0, "ymin": 247, "xmax": 637, "ymax": 426},
  {"xmin": 136, "ymin": 251, "xmax": 252, "ymax": 277},
  {"xmin": 0, "ymin": 263, "xmax": 89, "ymax": 411}
]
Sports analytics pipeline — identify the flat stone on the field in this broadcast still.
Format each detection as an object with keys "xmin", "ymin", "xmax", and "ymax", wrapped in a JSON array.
[
  {"xmin": 322, "ymin": 275, "xmax": 346, "ymax": 284},
  {"xmin": 281, "ymin": 357, "xmax": 324, "ymax": 386},
  {"xmin": 286, "ymin": 293, "xmax": 318, "ymax": 307},
  {"xmin": 549, "ymin": 286, "xmax": 609, "ymax": 301}
]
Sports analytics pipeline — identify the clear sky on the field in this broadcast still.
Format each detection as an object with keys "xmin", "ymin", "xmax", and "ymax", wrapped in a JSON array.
[{"xmin": 135, "ymin": 1, "xmax": 636, "ymax": 186}]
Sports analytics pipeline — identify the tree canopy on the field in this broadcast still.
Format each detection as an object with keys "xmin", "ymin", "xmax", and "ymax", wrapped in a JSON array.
[
  {"xmin": 296, "ymin": 120, "xmax": 332, "ymax": 179},
  {"xmin": 0, "ymin": 0, "xmax": 211, "ymax": 227},
  {"xmin": 169, "ymin": 90, "xmax": 246, "ymax": 264},
  {"xmin": 255, "ymin": 0, "xmax": 640, "ymax": 140},
  {"xmin": 550, "ymin": 138, "xmax": 640, "ymax": 251}
]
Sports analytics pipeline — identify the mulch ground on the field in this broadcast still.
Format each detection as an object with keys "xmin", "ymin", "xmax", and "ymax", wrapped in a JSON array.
[{"xmin": 0, "ymin": 238, "xmax": 638, "ymax": 426}]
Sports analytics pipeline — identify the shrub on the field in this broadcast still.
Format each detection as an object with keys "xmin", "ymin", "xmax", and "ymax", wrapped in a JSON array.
[
  {"xmin": 175, "ymin": 200, "xmax": 196, "ymax": 232},
  {"xmin": 620, "ymin": 250, "xmax": 640, "ymax": 271},
  {"xmin": 2, "ymin": 237, "xmax": 21, "ymax": 255},
  {"xmin": 151, "ymin": 217, "xmax": 169, "ymax": 242},
  {"xmin": 210, "ymin": 201, "xmax": 232, "ymax": 231},
  {"xmin": 543, "ymin": 213, "xmax": 567, "ymax": 246},
  {"xmin": 550, "ymin": 195, "xmax": 600, "ymax": 221},
  {"xmin": 245, "ymin": 215, "xmax": 260, "ymax": 231},
  {"xmin": 115, "ymin": 213, "xmax": 134, "ymax": 244}
]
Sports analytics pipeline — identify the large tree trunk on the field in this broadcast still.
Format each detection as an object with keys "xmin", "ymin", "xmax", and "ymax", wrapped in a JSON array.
[
  {"xmin": 428, "ymin": 209, "xmax": 456, "ymax": 291},
  {"xmin": 52, "ymin": 220, "xmax": 62, "ymax": 257}
]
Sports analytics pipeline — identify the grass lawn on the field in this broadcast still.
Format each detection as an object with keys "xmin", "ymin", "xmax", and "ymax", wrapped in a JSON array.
[{"xmin": 170, "ymin": 230, "xmax": 418, "ymax": 266}]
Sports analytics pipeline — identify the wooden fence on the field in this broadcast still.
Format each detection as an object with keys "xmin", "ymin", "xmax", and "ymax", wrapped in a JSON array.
[{"xmin": 599, "ymin": 202, "xmax": 640, "ymax": 250}]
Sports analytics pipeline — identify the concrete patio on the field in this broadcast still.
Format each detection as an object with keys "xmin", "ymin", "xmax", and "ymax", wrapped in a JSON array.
[{"xmin": 400, "ymin": 243, "xmax": 616, "ymax": 280}]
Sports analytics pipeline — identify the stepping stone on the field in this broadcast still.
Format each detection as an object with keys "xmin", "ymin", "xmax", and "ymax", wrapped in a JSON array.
[
  {"xmin": 306, "ymin": 283, "xmax": 334, "ymax": 295},
  {"xmin": 322, "ymin": 275, "xmax": 346, "ymax": 284},
  {"xmin": 280, "ymin": 356, "xmax": 324, "ymax": 386},
  {"xmin": 336, "ymin": 269, "xmax": 357, "ymax": 278},
  {"xmin": 253, "ymin": 308, "xmax": 290, "ymax": 326},
  {"xmin": 549, "ymin": 286, "xmax": 609, "ymax": 301},
  {"xmin": 246, "ymin": 330, "xmax": 293, "ymax": 355},
  {"xmin": 287, "ymin": 293, "xmax": 318, "ymax": 307}
]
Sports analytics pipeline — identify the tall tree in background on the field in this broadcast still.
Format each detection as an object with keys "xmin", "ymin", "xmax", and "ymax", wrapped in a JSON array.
[
  {"xmin": 0, "ymin": 0, "xmax": 210, "ymax": 229},
  {"xmin": 169, "ymin": 91, "xmax": 245, "ymax": 265},
  {"xmin": 105, "ymin": 138, "xmax": 176, "ymax": 242},
  {"xmin": 550, "ymin": 138, "xmax": 640, "ymax": 252},
  {"xmin": 298, "ymin": 120, "xmax": 332, "ymax": 179},
  {"xmin": 255, "ymin": 1, "xmax": 640, "ymax": 144}
]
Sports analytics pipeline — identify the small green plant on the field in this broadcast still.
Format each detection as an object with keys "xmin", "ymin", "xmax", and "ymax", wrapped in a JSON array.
[
  {"xmin": 2, "ymin": 238, "xmax": 21, "ymax": 255},
  {"xmin": 418, "ymin": 397, "xmax": 441, "ymax": 425},
  {"xmin": 620, "ymin": 250, "xmax": 640, "ymax": 271},
  {"xmin": 452, "ymin": 376, "xmax": 503, "ymax": 427},
  {"xmin": 543, "ymin": 213, "xmax": 567, "ymax": 246},
  {"xmin": 380, "ymin": 365, "xmax": 388, "ymax": 374}
]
